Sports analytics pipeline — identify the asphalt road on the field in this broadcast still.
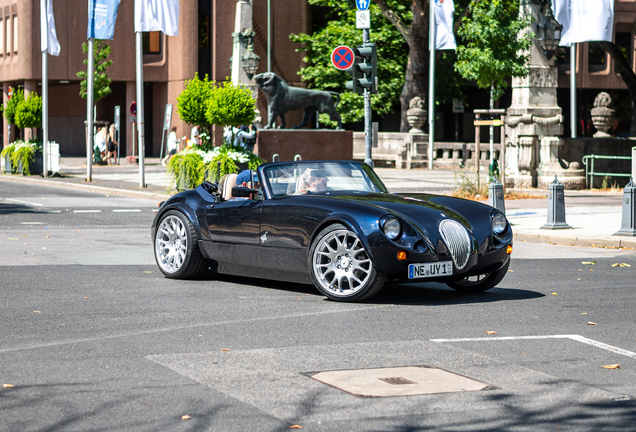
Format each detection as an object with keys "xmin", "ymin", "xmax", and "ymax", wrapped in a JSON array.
[{"xmin": 2, "ymin": 183, "xmax": 636, "ymax": 431}]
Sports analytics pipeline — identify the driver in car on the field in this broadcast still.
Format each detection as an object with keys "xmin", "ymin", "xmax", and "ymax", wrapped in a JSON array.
[
  {"xmin": 231, "ymin": 170, "xmax": 259, "ymax": 200},
  {"xmin": 294, "ymin": 168, "xmax": 329, "ymax": 195}
]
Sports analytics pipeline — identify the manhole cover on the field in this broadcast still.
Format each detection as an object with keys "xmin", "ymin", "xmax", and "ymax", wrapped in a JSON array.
[{"xmin": 306, "ymin": 366, "xmax": 496, "ymax": 398}]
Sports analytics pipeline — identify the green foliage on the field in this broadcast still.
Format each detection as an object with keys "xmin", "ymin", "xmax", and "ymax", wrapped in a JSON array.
[
  {"xmin": 166, "ymin": 146, "xmax": 265, "ymax": 191},
  {"xmin": 167, "ymin": 151, "xmax": 205, "ymax": 191},
  {"xmin": 455, "ymin": 0, "xmax": 532, "ymax": 101},
  {"xmin": 3, "ymin": 88, "xmax": 24, "ymax": 125},
  {"xmin": 77, "ymin": 40, "xmax": 113, "ymax": 102},
  {"xmin": 15, "ymin": 92, "xmax": 42, "ymax": 130},
  {"xmin": 2, "ymin": 141, "xmax": 40, "ymax": 175},
  {"xmin": 177, "ymin": 73, "xmax": 215, "ymax": 129},
  {"xmin": 205, "ymin": 81, "xmax": 256, "ymax": 128},
  {"xmin": 290, "ymin": 0, "xmax": 407, "ymax": 126}
]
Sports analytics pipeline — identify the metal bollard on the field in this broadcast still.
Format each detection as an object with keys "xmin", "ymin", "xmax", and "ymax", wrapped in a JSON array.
[
  {"xmin": 614, "ymin": 178, "xmax": 636, "ymax": 236},
  {"xmin": 488, "ymin": 180, "xmax": 505, "ymax": 213},
  {"xmin": 541, "ymin": 176, "xmax": 571, "ymax": 230}
]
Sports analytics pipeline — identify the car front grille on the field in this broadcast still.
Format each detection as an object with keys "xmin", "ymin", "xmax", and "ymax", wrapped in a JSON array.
[{"xmin": 439, "ymin": 219, "xmax": 472, "ymax": 270}]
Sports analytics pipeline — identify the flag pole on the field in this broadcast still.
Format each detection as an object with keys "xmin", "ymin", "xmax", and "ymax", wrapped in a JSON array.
[
  {"xmin": 41, "ymin": 0, "xmax": 48, "ymax": 178},
  {"xmin": 135, "ymin": 31, "xmax": 146, "ymax": 188},
  {"xmin": 570, "ymin": 43, "xmax": 576, "ymax": 138},
  {"xmin": 428, "ymin": 0, "xmax": 435, "ymax": 171},
  {"xmin": 87, "ymin": 37, "xmax": 94, "ymax": 182}
]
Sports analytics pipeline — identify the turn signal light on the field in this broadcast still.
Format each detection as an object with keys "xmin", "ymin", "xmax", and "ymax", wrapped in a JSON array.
[
  {"xmin": 397, "ymin": 251, "xmax": 408, "ymax": 261},
  {"xmin": 507, "ymin": 245, "xmax": 513, "ymax": 254}
]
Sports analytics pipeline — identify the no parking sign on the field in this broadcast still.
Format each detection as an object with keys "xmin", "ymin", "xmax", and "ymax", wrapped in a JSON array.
[{"xmin": 331, "ymin": 46, "xmax": 355, "ymax": 71}]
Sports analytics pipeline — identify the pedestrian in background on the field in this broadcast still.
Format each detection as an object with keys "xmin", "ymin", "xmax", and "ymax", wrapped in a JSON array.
[{"xmin": 162, "ymin": 126, "xmax": 179, "ymax": 166}]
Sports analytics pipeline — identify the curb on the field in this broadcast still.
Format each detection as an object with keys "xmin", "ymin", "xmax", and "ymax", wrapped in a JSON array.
[
  {"xmin": 514, "ymin": 232, "xmax": 636, "ymax": 249},
  {"xmin": 0, "ymin": 174, "xmax": 173, "ymax": 201}
]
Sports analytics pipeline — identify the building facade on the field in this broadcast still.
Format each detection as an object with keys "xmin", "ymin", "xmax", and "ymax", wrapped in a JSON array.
[{"xmin": 0, "ymin": 0, "xmax": 310, "ymax": 156}]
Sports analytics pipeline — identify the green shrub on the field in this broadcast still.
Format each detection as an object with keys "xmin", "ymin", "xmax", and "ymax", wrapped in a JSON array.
[
  {"xmin": 15, "ymin": 92, "xmax": 42, "ymax": 131},
  {"xmin": 451, "ymin": 170, "xmax": 489, "ymax": 199},
  {"xmin": 205, "ymin": 81, "xmax": 255, "ymax": 128}
]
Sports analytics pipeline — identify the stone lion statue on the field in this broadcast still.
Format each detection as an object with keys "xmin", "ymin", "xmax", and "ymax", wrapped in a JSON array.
[{"xmin": 253, "ymin": 72, "xmax": 342, "ymax": 129}]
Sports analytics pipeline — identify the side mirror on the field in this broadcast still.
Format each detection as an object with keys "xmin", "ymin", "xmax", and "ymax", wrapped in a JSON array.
[{"xmin": 232, "ymin": 186, "xmax": 258, "ymax": 198}]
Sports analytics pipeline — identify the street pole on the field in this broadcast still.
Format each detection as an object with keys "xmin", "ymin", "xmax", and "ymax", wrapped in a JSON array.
[
  {"xmin": 86, "ymin": 37, "xmax": 94, "ymax": 182},
  {"xmin": 428, "ymin": 0, "xmax": 435, "ymax": 171},
  {"xmin": 41, "ymin": 0, "xmax": 48, "ymax": 178},
  {"xmin": 135, "ymin": 31, "xmax": 146, "ymax": 188},
  {"xmin": 570, "ymin": 44, "xmax": 577, "ymax": 138},
  {"xmin": 363, "ymin": 28, "xmax": 373, "ymax": 168}
]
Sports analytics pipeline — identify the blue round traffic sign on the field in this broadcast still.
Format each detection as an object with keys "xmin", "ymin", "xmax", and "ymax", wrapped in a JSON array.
[
  {"xmin": 331, "ymin": 46, "xmax": 355, "ymax": 71},
  {"xmin": 356, "ymin": 0, "xmax": 370, "ymax": 11}
]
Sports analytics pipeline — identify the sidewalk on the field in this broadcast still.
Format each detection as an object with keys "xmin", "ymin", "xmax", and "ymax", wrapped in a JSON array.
[{"xmin": 1, "ymin": 157, "xmax": 634, "ymax": 249}]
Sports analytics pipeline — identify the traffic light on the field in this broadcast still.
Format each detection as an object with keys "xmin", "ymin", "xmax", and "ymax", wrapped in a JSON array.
[{"xmin": 346, "ymin": 43, "xmax": 377, "ymax": 95}]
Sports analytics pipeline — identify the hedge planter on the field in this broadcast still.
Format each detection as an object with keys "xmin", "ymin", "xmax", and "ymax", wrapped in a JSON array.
[{"xmin": 17, "ymin": 151, "xmax": 43, "ymax": 175}]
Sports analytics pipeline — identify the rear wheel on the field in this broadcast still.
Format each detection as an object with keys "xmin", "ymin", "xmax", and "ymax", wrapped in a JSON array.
[
  {"xmin": 154, "ymin": 210, "xmax": 208, "ymax": 279},
  {"xmin": 446, "ymin": 259, "xmax": 510, "ymax": 293},
  {"xmin": 309, "ymin": 224, "xmax": 386, "ymax": 302}
]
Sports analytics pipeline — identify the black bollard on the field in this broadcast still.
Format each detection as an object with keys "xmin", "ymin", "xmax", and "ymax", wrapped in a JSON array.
[
  {"xmin": 614, "ymin": 178, "xmax": 636, "ymax": 236},
  {"xmin": 541, "ymin": 176, "xmax": 571, "ymax": 230},
  {"xmin": 488, "ymin": 180, "xmax": 505, "ymax": 213}
]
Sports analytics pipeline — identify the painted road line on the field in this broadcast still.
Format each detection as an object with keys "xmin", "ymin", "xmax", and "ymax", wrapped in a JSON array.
[
  {"xmin": 430, "ymin": 334, "xmax": 636, "ymax": 359},
  {"xmin": 73, "ymin": 210, "xmax": 101, "ymax": 213},
  {"xmin": 20, "ymin": 222, "xmax": 46, "ymax": 225},
  {"xmin": 112, "ymin": 209, "xmax": 141, "ymax": 213},
  {"xmin": 5, "ymin": 198, "xmax": 45, "ymax": 206}
]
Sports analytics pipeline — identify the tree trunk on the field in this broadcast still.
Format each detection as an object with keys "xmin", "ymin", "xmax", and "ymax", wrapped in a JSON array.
[
  {"xmin": 599, "ymin": 41, "xmax": 636, "ymax": 136},
  {"xmin": 399, "ymin": 1, "xmax": 429, "ymax": 132}
]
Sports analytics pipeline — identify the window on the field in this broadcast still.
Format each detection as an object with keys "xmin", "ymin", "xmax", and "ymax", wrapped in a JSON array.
[
  {"xmin": 615, "ymin": 32, "xmax": 633, "ymax": 73},
  {"xmin": 12, "ymin": 14, "xmax": 17, "ymax": 54},
  {"xmin": 199, "ymin": 13, "xmax": 210, "ymax": 50},
  {"xmin": 142, "ymin": 31, "xmax": 161, "ymax": 54},
  {"xmin": 588, "ymin": 42, "xmax": 606, "ymax": 72},
  {"xmin": 5, "ymin": 14, "xmax": 10, "ymax": 55},
  {"xmin": 0, "ymin": 19, "xmax": 4, "ymax": 56},
  {"xmin": 556, "ymin": 46, "xmax": 570, "ymax": 65}
]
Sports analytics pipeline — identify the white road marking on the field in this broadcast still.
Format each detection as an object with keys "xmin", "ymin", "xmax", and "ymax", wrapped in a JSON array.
[
  {"xmin": 5, "ymin": 198, "xmax": 44, "ymax": 206},
  {"xmin": 20, "ymin": 222, "xmax": 45, "ymax": 225},
  {"xmin": 430, "ymin": 334, "xmax": 636, "ymax": 359},
  {"xmin": 112, "ymin": 209, "xmax": 141, "ymax": 213},
  {"xmin": 73, "ymin": 210, "xmax": 101, "ymax": 213}
]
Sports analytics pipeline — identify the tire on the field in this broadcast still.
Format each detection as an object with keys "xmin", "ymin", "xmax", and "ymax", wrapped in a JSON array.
[
  {"xmin": 154, "ymin": 210, "xmax": 208, "ymax": 279},
  {"xmin": 309, "ymin": 224, "xmax": 386, "ymax": 302},
  {"xmin": 445, "ymin": 259, "xmax": 510, "ymax": 293}
]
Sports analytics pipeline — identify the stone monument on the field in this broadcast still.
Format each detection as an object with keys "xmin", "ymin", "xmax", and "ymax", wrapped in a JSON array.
[
  {"xmin": 591, "ymin": 92, "xmax": 615, "ymax": 138},
  {"xmin": 504, "ymin": 1, "xmax": 584, "ymax": 189}
]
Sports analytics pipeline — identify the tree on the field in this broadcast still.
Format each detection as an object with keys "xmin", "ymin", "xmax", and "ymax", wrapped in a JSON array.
[
  {"xmin": 454, "ymin": 0, "xmax": 531, "ymax": 103},
  {"xmin": 205, "ymin": 81, "xmax": 256, "ymax": 128},
  {"xmin": 76, "ymin": 40, "xmax": 113, "ymax": 103},
  {"xmin": 290, "ymin": 0, "xmax": 408, "ymax": 127},
  {"xmin": 176, "ymin": 73, "xmax": 215, "ymax": 131},
  {"xmin": 599, "ymin": 41, "xmax": 636, "ymax": 136},
  {"xmin": 3, "ymin": 88, "xmax": 24, "ymax": 128},
  {"xmin": 15, "ymin": 92, "xmax": 42, "ymax": 133}
]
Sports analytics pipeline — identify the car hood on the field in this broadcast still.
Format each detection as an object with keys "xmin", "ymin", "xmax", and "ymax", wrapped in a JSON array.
[{"xmin": 331, "ymin": 192, "xmax": 492, "ymax": 232}]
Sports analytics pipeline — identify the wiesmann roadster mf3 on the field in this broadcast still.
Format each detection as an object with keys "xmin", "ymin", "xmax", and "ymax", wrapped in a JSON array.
[{"xmin": 152, "ymin": 160, "xmax": 512, "ymax": 302}]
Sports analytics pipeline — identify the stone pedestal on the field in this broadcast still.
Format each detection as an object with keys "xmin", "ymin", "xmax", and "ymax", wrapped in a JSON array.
[{"xmin": 256, "ymin": 129, "xmax": 353, "ymax": 163}]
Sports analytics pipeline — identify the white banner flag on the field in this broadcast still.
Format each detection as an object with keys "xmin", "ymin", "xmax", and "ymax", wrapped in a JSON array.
[
  {"xmin": 134, "ymin": 0, "xmax": 180, "ymax": 36},
  {"xmin": 553, "ymin": 0, "xmax": 614, "ymax": 47},
  {"xmin": 434, "ymin": 0, "xmax": 457, "ymax": 50},
  {"xmin": 40, "ymin": 0, "xmax": 60, "ymax": 56}
]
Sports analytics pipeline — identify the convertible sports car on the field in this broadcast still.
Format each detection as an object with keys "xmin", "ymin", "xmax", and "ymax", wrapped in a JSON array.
[{"xmin": 151, "ymin": 160, "xmax": 513, "ymax": 302}]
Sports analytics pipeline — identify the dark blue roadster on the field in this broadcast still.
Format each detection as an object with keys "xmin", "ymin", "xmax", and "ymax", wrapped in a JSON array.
[{"xmin": 152, "ymin": 160, "xmax": 513, "ymax": 302}]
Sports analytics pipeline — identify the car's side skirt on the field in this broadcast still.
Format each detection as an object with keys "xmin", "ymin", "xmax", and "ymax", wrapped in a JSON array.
[{"xmin": 201, "ymin": 241, "xmax": 312, "ymax": 285}]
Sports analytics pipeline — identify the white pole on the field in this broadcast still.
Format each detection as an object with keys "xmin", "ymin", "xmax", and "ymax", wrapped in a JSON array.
[
  {"xmin": 267, "ymin": 0, "xmax": 271, "ymax": 124},
  {"xmin": 135, "ymin": 31, "xmax": 145, "ymax": 188},
  {"xmin": 41, "ymin": 0, "xmax": 48, "ymax": 178},
  {"xmin": 489, "ymin": 85, "xmax": 494, "ymax": 168},
  {"xmin": 428, "ymin": 0, "xmax": 435, "ymax": 171},
  {"xmin": 570, "ymin": 43, "xmax": 576, "ymax": 138},
  {"xmin": 86, "ymin": 38, "xmax": 94, "ymax": 182}
]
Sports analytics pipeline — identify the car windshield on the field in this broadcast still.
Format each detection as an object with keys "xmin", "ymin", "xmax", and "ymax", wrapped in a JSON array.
[{"xmin": 261, "ymin": 161, "xmax": 388, "ymax": 198}]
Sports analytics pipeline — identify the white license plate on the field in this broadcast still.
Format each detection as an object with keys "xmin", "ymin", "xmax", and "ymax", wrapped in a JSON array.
[{"xmin": 408, "ymin": 262, "xmax": 453, "ymax": 279}]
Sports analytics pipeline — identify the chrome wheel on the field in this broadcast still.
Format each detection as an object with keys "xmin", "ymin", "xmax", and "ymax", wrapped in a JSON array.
[
  {"xmin": 155, "ymin": 215, "xmax": 188, "ymax": 273},
  {"xmin": 312, "ymin": 228, "xmax": 375, "ymax": 298}
]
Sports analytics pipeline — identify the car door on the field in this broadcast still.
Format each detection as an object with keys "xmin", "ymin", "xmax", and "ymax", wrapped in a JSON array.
[{"xmin": 206, "ymin": 199, "xmax": 262, "ymax": 245}]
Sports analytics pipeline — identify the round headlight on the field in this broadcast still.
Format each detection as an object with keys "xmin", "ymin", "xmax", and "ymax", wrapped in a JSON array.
[
  {"xmin": 382, "ymin": 217, "xmax": 401, "ymax": 240},
  {"xmin": 492, "ymin": 213, "xmax": 508, "ymax": 235}
]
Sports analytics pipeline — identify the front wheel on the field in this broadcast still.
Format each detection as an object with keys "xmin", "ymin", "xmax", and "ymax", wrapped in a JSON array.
[
  {"xmin": 445, "ymin": 259, "xmax": 510, "ymax": 293},
  {"xmin": 309, "ymin": 224, "xmax": 386, "ymax": 302},
  {"xmin": 154, "ymin": 210, "xmax": 208, "ymax": 279}
]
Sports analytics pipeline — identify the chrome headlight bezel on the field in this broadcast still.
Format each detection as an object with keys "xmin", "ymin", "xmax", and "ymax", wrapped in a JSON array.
[
  {"xmin": 381, "ymin": 216, "xmax": 402, "ymax": 240},
  {"xmin": 491, "ymin": 212, "xmax": 508, "ymax": 236}
]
